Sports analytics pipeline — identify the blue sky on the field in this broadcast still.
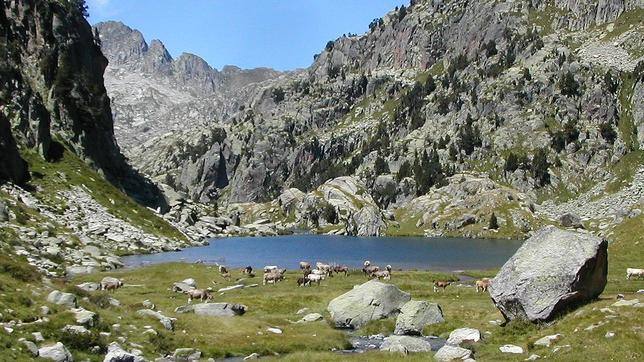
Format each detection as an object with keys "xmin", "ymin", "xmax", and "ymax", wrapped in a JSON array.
[{"xmin": 88, "ymin": 0, "xmax": 407, "ymax": 71}]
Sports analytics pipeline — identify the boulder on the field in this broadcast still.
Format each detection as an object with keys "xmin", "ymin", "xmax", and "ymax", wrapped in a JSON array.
[
  {"xmin": 19, "ymin": 338, "xmax": 39, "ymax": 356},
  {"xmin": 62, "ymin": 325, "xmax": 90, "ymax": 335},
  {"xmin": 434, "ymin": 345, "xmax": 473, "ymax": 361},
  {"xmin": 47, "ymin": 291, "xmax": 77, "ymax": 309},
  {"xmin": 76, "ymin": 282, "xmax": 101, "ymax": 292},
  {"xmin": 136, "ymin": 309, "xmax": 175, "ymax": 331},
  {"xmin": 559, "ymin": 213, "xmax": 583, "ymax": 228},
  {"xmin": 394, "ymin": 300, "xmax": 444, "ymax": 335},
  {"xmin": 499, "ymin": 344, "xmax": 524, "ymax": 354},
  {"xmin": 172, "ymin": 282, "xmax": 195, "ymax": 293},
  {"xmin": 38, "ymin": 342, "xmax": 73, "ymax": 362},
  {"xmin": 71, "ymin": 307, "xmax": 98, "ymax": 326},
  {"xmin": 379, "ymin": 335, "xmax": 433, "ymax": 354},
  {"xmin": 175, "ymin": 303, "xmax": 247, "ymax": 317},
  {"xmin": 446, "ymin": 328, "xmax": 481, "ymax": 346},
  {"xmin": 327, "ymin": 280, "xmax": 411, "ymax": 329},
  {"xmin": 104, "ymin": 342, "xmax": 145, "ymax": 362},
  {"xmin": 534, "ymin": 334, "xmax": 562, "ymax": 347},
  {"xmin": 489, "ymin": 226, "xmax": 607, "ymax": 322},
  {"xmin": 181, "ymin": 278, "xmax": 197, "ymax": 287},
  {"xmin": 173, "ymin": 348, "xmax": 201, "ymax": 361}
]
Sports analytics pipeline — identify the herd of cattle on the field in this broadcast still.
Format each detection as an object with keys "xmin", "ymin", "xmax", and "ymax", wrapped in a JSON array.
[{"xmin": 95, "ymin": 266, "xmax": 643, "ymax": 304}]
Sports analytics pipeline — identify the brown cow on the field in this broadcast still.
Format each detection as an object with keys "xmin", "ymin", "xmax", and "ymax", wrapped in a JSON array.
[
  {"xmin": 433, "ymin": 280, "xmax": 452, "ymax": 292},
  {"xmin": 333, "ymin": 265, "xmax": 349, "ymax": 276},
  {"xmin": 100, "ymin": 277, "xmax": 123, "ymax": 292},
  {"xmin": 475, "ymin": 278, "xmax": 491, "ymax": 293},
  {"xmin": 186, "ymin": 288, "xmax": 213, "ymax": 303}
]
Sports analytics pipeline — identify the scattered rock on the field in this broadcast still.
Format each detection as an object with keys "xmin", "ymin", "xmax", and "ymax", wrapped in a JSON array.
[
  {"xmin": 172, "ymin": 282, "xmax": 195, "ymax": 293},
  {"xmin": 327, "ymin": 280, "xmax": 411, "ymax": 329},
  {"xmin": 296, "ymin": 308, "xmax": 309, "ymax": 315},
  {"xmin": 526, "ymin": 354, "xmax": 541, "ymax": 360},
  {"xmin": 394, "ymin": 300, "xmax": 444, "ymax": 336},
  {"xmin": 434, "ymin": 345, "xmax": 473, "ymax": 361},
  {"xmin": 71, "ymin": 308, "xmax": 98, "ymax": 326},
  {"xmin": 65, "ymin": 265, "xmax": 97, "ymax": 278},
  {"xmin": 62, "ymin": 325, "xmax": 90, "ymax": 335},
  {"xmin": 500, "ymin": 344, "xmax": 524, "ymax": 354},
  {"xmin": 173, "ymin": 348, "xmax": 201, "ymax": 361},
  {"xmin": 218, "ymin": 284, "xmax": 244, "ymax": 292},
  {"xmin": 244, "ymin": 353, "xmax": 260, "ymax": 360},
  {"xmin": 0, "ymin": 201, "xmax": 8, "ymax": 222},
  {"xmin": 612, "ymin": 299, "xmax": 639, "ymax": 307},
  {"xmin": 175, "ymin": 303, "xmax": 247, "ymax": 317},
  {"xmin": 182, "ymin": 278, "xmax": 197, "ymax": 287},
  {"xmin": 142, "ymin": 300, "xmax": 156, "ymax": 310},
  {"xmin": 446, "ymin": 328, "xmax": 481, "ymax": 346},
  {"xmin": 32, "ymin": 332, "xmax": 44, "ymax": 342},
  {"xmin": 38, "ymin": 342, "xmax": 73, "ymax": 362},
  {"xmin": 104, "ymin": 342, "xmax": 145, "ymax": 362},
  {"xmin": 136, "ymin": 309, "xmax": 175, "ymax": 331},
  {"xmin": 490, "ymin": 227, "xmax": 607, "ymax": 322},
  {"xmin": 379, "ymin": 335, "xmax": 433, "ymax": 354},
  {"xmin": 559, "ymin": 213, "xmax": 583, "ymax": 228},
  {"xmin": 76, "ymin": 282, "xmax": 101, "ymax": 292},
  {"xmin": 267, "ymin": 327, "xmax": 282, "ymax": 334},
  {"xmin": 534, "ymin": 334, "xmax": 562, "ymax": 347},
  {"xmin": 296, "ymin": 313, "xmax": 323, "ymax": 323},
  {"xmin": 46, "ymin": 291, "xmax": 77, "ymax": 309},
  {"xmin": 19, "ymin": 338, "xmax": 39, "ymax": 356}
]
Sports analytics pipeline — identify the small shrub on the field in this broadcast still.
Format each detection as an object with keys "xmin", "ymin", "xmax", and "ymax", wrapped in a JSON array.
[{"xmin": 489, "ymin": 212, "xmax": 499, "ymax": 230}]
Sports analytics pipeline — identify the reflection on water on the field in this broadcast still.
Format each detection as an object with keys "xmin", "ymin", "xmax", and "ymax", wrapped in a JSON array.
[{"xmin": 123, "ymin": 235, "xmax": 523, "ymax": 271}]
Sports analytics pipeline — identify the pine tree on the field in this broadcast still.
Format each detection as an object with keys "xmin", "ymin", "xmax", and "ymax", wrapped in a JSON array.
[
  {"xmin": 531, "ymin": 148, "xmax": 551, "ymax": 187},
  {"xmin": 397, "ymin": 160, "xmax": 412, "ymax": 181},
  {"xmin": 374, "ymin": 155, "xmax": 390, "ymax": 175}
]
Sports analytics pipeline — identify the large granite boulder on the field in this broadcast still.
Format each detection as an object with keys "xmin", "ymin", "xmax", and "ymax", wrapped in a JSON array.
[
  {"xmin": 103, "ymin": 342, "xmax": 145, "ymax": 362},
  {"xmin": 175, "ymin": 303, "xmax": 247, "ymax": 317},
  {"xmin": 394, "ymin": 300, "xmax": 444, "ymax": 335},
  {"xmin": 327, "ymin": 280, "xmax": 411, "ymax": 329},
  {"xmin": 490, "ymin": 226, "xmax": 608, "ymax": 322}
]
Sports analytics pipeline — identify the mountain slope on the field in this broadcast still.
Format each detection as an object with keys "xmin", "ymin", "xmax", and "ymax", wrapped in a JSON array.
[{"xmin": 99, "ymin": 0, "xmax": 643, "ymax": 238}]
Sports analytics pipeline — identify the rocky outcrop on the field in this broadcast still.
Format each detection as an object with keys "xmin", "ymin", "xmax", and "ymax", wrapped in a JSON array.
[
  {"xmin": 0, "ymin": 0, "xmax": 166, "ymax": 209},
  {"xmin": 379, "ymin": 335, "xmax": 434, "ymax": 354},
  {"xmin": 327, "ymin": 280, "xmax": 411, "ymax": 329},
  {"xmin": 136, "ymin": 309, "xmax": 175, "ymax": 331},
  {"xmin": 0, "ymin": 114, "xmax": 29, "ymax": 185},
  {"xmin": 434, "ymin": 345, "xmax": 474, "ymax": 361},
  {"xmin": 490, "ymin": 226, "xmax": 608, "ymax": 322}
]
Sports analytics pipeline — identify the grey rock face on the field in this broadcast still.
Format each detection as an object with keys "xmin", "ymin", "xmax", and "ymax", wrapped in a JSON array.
[
  {"xmin": 175, "ymin": 303, "xmax": 247, "ymax": 317},
  {"xmin": 394, "ymin": 300, "xmax": 444, "ymax": 336},
  {"xmin": 46, "ymin": 291, "xmax": 78, "ymax": 309},
  {"xmin": 38, "ymin": 342, "xmax": 73, "ymax": 362},
  {"xmin": 379, "ymin": 335, "xmax": 434, "ymax": 354},
  {"xmin": 0, "ymin": 113, "xmax": 29, "ymax": 185},
  {"xmin": 327, "ymin": 280, "xmax": 411, "ymax": 329},
  {"xmin": 490, "ymin": 226, "xmax": 608, "ymax": 322}
]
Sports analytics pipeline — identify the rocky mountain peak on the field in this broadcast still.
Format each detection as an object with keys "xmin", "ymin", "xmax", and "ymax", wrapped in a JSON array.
[{"xmin": 96, "ymin": 21, "xmax": 148, "ymax": 66}]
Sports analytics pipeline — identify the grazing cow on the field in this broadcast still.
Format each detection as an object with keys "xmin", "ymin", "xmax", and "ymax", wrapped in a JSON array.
[
  {"xmin": 311, "ymin": 269, "xmax": 328, "ymax": 280},
  {"xmin": 333, "ymin": 265, "xmax": 349, "ymax": 276},
  {"xmin": 263, "ymin": 272, "xmax": 284, "ymax": 286},
  {"xmin": 299, "ymin": 261, "xmax": 311, "ymax": 270},
  {"xmin": 475, "ymin": 278, "xmax": 491, "ymax": 293},
  {"xmin": 297, "ymin": 277, "xmax": 311, "ymax": 287},
  {"xmin": 264, "ymin": 266, "xmax": 278, "ymax": 273},
  {"xmin": 101, "ymin": 277, "xmax": 123, "ymax": 292},
  {"xmin": 433, "ymin": 281, "xmax": 452, "ymax": 292},
  {"xmin": 316, "ymin": 262, "xmax": 333, "ymax": 277},
  {"xmin": 306, "ymin": 273, "xmax": 323, "ymax": 286},
  {"xmin": 186, "ymin": 288, "xmax": 213, "ymax": 303},
  {"xmin": 362, "ymin": 265, "xmax": 380, "ymax": 277},
  {"xmin": 218, "ymin": 265, "xmax": 228, "ymax": 274},
  {"xmin": 627, "ymin": 268, "xmax": 644, "ymax": 280},
  {"xmin": 372, "ymin": 265, "xmax": 392, "ymax": 280},
  {"xmin": 242, "ymin": 266, "xmax": 253, "ymax": 275}
]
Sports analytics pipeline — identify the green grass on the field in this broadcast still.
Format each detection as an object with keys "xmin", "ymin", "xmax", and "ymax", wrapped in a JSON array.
[
  {"xmin": 617, "ymin": 74, "xmax": 639, "ymax": 152},
  {"xmin": 604, "ymin": 9, "xmax": 644, "ymax": 40},
  {"xmin": 605, "ymin": 150, "xmax": 644, "ymax": 194},
  {"xmin": 20, "ymin": 149, "xmax": 186, "ymax": 242}
]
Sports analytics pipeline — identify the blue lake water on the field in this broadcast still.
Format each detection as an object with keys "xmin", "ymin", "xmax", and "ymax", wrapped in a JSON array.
[{"xmin": 123, "ymin": 235, "xmax": 523, "ymax": 271}]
